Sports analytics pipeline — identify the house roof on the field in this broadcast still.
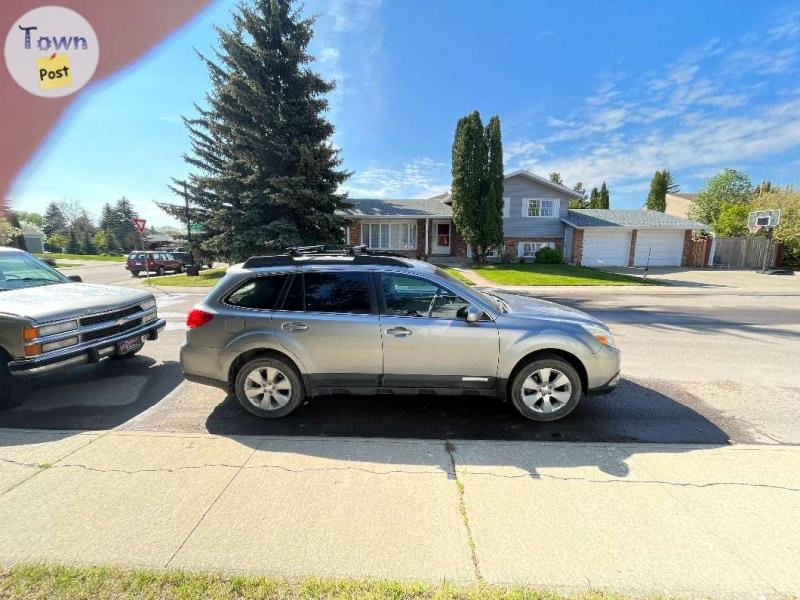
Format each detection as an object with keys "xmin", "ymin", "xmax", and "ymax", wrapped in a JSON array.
[
  {"xmin": 667, "ymin": 193, "xmax": 698, "ymax": 201},
  {"xmin": 504, "ymin": 169, "xmax": 584, "ymax": 198},
  {"xmin": 562, "ymin": 209, "xmax": 708, "ymax": 230},
  {"xmin": 341, "ymin": 198, "xmax": 453, "ymax": 218}
]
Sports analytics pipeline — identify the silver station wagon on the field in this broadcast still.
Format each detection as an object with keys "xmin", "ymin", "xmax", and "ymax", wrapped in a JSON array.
[{"xmin": 181, "ymin": 247, "xmax": 620, "ymax": 421}]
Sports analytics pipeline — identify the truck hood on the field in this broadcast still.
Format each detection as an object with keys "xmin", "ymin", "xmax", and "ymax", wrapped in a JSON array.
[
  {"xmin": 0, "ymin": 283, "xmax": 153, "ymax": 323},
  {"xmin": 490, "ymin": 291, "xmax": 607, "ymax": 328}
]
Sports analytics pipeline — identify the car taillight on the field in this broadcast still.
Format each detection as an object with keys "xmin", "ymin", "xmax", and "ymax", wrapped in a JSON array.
[{"xmin": 186, "ymin": 308, "xmax": 214, "ymax": 329}]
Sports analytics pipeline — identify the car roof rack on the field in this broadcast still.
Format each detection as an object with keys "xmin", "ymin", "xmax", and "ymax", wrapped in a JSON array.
[{"xmin": 242, "ymin": 244, "xmax": 413, "ymax": 269}]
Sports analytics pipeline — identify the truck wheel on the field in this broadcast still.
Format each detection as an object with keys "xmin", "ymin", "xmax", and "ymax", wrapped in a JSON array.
[
  {"xmin": 131, "ymin": 271, "xmax": 140, "ymax": 277},
  {"xmin": 176, "ymin": 265, "xmax": 184, "ymax": 274},
  {"xmin": 157, "ymin": 266, "xmax": 165, "ymax": 276},
  {"xmin": 0, "ymin": 357, "xmax": 25, "ymax": 410},
  {"xmin": 234, "ymin": 356, "xmax": 304, "ymax": 419},
  {"xmin": 510, "ymin": 355, "xmax": 582, "ymax": 422}
]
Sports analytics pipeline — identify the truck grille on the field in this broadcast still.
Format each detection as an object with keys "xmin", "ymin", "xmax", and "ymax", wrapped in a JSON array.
[
  {"xmin": 80, "ymin": 305, "xmax": 142, "ymax": 327},
  {"xmin": 81, "ymin": 318, "xmax": 143, "ymax": 342}
]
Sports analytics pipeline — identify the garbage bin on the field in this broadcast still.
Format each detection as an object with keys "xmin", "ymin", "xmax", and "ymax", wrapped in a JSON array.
[{"xmin": 186, "ymin": 264, "xmax": 200, "ymax": 276}]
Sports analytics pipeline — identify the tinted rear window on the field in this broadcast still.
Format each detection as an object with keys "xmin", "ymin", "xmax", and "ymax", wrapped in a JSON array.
[
  {"xmin": 279, "ymin": 272, "xmax": 372, "ymax": 314},
  {"xmin": 225, "ymin": 275, "xmax": 288, "ymax": 310}
]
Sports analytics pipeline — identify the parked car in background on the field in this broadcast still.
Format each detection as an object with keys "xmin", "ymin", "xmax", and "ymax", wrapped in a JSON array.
[
  {"xmin": 180, "ymin": 248, "xmax": 620, "ymax": 422},
  {"xmin": 125, "ymin": 251, "xmax": 184, "ymax": 277},
  {"xmin": 0, "ymin": 247, "xmax": 165, "ymax": 409},
  {"xmin": 164, "ymin": 249, "xmax": 215, "ymax": 269}
]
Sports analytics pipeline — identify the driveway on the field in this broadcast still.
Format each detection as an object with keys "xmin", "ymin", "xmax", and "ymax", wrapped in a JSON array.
[{"xmin": 2, "ymin": 267, "xmax": 798, "ymax": 444}]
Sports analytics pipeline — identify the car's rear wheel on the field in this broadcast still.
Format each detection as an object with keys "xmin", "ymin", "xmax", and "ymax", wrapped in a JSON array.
[
  {"xmin": 156, "ymin": 266, "xmax": 165, "ymax": 276},
  {"xmin": 176, "ymin": 265, "xmax": 183, "ymax": 274},
  {"xmin": 510, "ymin": 356, "xmax": 582, "ymax": 421},
  {"xmin": 234, "ymin": 357, "xmax": 304, "ymax": 419},
  {"xmin": 0, "ymin": 356, "xmax": 26, "ymax": 410}
]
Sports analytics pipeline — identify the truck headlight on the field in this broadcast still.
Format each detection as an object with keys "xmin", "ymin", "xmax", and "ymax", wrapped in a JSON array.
[
  {"xmin": 582, "ymin": 323, "xmax": 617, "ymax": 349},
  {"xmin": 39, "ymin": 320, "xmax": 78, "ymax": 337},
  {"xmin": 42, "ymin": 337, "xmax": 79, "ymax": 353}
]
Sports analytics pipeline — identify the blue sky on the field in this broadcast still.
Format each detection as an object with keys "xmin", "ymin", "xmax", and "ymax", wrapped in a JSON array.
[{"xmin": 9, "ymin": 0, "xmax": 800, "ymax": 228}]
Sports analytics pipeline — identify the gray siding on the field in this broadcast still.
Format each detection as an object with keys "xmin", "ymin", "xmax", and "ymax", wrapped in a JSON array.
[{"xmin": 502, "ymin": 174, "xmax": 571, "ymax": 238}]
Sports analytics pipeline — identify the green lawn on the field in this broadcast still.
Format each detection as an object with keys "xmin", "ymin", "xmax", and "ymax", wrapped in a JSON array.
[
  {"xmin": 36, "ymin": 253, "xmax": 126, "ymax": 263},
  {"xmin": 471, "ymin": 263, "xmax": 652, "ymax": 286},
  {"xmin": 147, "ymin": 267, "xmax": 226, "ymax": 287},
  {"xmin": 441, "ymin": 267, "xmax": 476, "ymax": 285},
  {"xmin": 0, "ymin": 564, "xmax": 634, "ymax": 600}
]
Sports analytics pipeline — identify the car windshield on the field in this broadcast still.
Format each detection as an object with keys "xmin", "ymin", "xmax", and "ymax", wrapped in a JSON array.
[
  {"xmin": 0, "ymin": 253, "xmax": 69, "ymax": 291},
  {"xmin": 433, "ymin": 267, "xmax": 508, "ymax": 313}
]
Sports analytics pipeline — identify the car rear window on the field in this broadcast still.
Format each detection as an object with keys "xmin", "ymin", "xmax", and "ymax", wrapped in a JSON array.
[
  {"xmin": 225, "ymin": 275, "xmax": 288, "ymax": 310},
  {"xmin": 279, "ymin": 272, "xmax": 371, "ymax": 314}
]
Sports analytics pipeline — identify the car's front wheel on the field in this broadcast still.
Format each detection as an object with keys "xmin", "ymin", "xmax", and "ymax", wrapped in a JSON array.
[
  {"xmin": 156, "ymin": 266, "xmax": 165, "ymax": 276},
  {"xmin": 234, "ymin": 356, "xmax": 304, "ymax": 419},
  {"xmin": 510, "ymin": 355, "xmax": 582, "ymax": 421},
  {"xmin": 131, "ymin": 271, "xmax": 139, "ymax": 277}
]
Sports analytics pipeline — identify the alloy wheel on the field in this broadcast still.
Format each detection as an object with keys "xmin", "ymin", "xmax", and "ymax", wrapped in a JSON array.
[
  {"xmin": 243, "ymin": 366, "xmax": 292, "ymax": 410},
  {"xmin": 520, "ymin": 367, "xmax": 572, "ymax": 414}
]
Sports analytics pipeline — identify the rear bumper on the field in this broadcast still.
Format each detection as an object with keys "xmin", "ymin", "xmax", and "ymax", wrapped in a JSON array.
[{"xmin": 8, "ymin": 319, "xmax": 166, "ymax": 378}]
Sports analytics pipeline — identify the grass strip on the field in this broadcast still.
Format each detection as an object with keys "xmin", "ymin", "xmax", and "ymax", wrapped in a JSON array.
[{"xmin": 470, "ymin": 264, "xmax": 653, "ymax": 286}]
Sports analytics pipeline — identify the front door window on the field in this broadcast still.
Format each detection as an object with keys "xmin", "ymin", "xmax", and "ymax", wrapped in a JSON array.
[{"xmin": 437, "ymin": 223, "xmax": 450, "ymax": 247}]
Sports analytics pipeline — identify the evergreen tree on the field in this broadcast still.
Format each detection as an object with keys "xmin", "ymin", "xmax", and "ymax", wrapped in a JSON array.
[
  {"xmin": 66, "ymin": 229, "xmax": 81, "ymax": 254},
  {"xmin": 589, "ymin": 187, "xmax": 600, "ymax": 208},
  {"xmin": 664, "ymin": 170, "xmax": 679, "ymax": 194},
  {"xmin": 161, "ymin": 0, "xmax": 350, "ymax": 260},
  {"xmin": 548, "ymin": 172, "xmax": 564, "ymax": 186},
  {"xmin": 99, "ymin": 203, "xmax": 115, "ymax": 231},
  {"xmin": 482, "ymin": 115, "xmax": 505, "ymax": 258},
  {"xmin": 646, "ymin": 170, "xmax": 668, "ymax": 212},
  {"xmin": 451, "ymin": 111, "xmax": 488, "ymax": 261},
  {"xmin": 106, "ymin": 231, "xmax": 122, "ymax": 254},
  {"xmin": 599, "ymin": 181, "xmax": 610, "ymax": 209},
  {"xmin": 111, "ymin": 197, "xmax": 139, "ymax": 251},
  {"xmin": 42, "ymin": 202, "xmax": 67, "ymax": 236},
  {"xmin": 570, "ymin": 182, "xmax": 588, "ymax": 209},
  {"xmin": 81, "ymin": 230, "xmax": 98, "ymax": 255}
]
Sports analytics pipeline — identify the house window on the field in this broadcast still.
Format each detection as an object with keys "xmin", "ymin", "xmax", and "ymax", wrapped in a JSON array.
[
  {"xmin": 518, "ymin": 241, "xmax": 555, "ymax": 257},
  {"xmin": 525, "ymin": 198, "xmax": 557, "ymax": 217},
  {"xmin": 437, "ymin": 223, "xmax": 450, "ymax": 247},
  {"xmin": 361, "ymin": 222, "xmax": 417, "ymax": 250},
  {"xmin": 502, "ymin": 197, "xmax": 511, "ymax": 218}
]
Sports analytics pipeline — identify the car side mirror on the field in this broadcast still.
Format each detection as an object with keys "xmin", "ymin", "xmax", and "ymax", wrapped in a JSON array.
[
  {"xmin": 465, "ymin": 304, "xmax": 483, "ymax": 323},
  {"xmin": 68, "ymin": 275, "xmax": 82, "ymax": 283}
]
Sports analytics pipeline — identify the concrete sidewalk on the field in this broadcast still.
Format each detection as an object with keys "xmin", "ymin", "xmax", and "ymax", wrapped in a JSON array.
[{"xmin": 0, "ymin": 429, "xmax": 797, "ymax": 597}]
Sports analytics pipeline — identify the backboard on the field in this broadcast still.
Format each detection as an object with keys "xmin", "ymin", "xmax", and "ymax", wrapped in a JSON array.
[{"xmin": 747, "ymin": 209, "xmax": 781, "ymax": 230}]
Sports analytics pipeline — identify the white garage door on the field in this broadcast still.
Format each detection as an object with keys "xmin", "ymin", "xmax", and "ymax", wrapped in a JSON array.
[
  {"xmin": 581, "ymin": 230, "xmax": 630, "ymax": 267},
  {"xmin": 634, "ymin": 230, "xmax": 685, "ymax": 266}
]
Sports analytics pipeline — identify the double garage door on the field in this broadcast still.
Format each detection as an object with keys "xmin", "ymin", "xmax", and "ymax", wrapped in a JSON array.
[{"xmin": 581, "ymin": 229, "xmax": 684, "ymax": 267}]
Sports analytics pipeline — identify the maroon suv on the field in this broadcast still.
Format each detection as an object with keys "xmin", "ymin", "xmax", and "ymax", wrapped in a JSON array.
[{"xmin": 125, "ymin": 251, "xmax": 184, "ymax": 277}]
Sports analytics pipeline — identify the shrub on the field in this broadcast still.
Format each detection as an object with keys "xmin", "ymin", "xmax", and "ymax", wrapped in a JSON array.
[{"xmin": 535, "ymin": 247, "xmax": 563, "ymax": 264}]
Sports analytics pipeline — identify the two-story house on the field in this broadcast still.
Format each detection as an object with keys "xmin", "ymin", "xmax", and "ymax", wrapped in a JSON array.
[{"xmin": 343, "ymin": 169, "xmax": 708, "ymax": 267}]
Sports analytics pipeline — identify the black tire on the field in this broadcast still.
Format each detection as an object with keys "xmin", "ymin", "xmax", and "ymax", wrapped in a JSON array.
[
  {"xmin": 176, "ymin": 265, "xmax": 184, "ymax": 274},
  {"xmin": 510, "ymin": 355, "xmax": 582, "ymax": 422},
  {"xmin": 0, "ymin": 357, "xmax": 26, "ymax": 410},
  {"xmin": 234, "ymin": 356, "xmax": 304, "ymax": 419},
  {"xmin": 131, "ymin": 271, "xmax": 139, "ymax": 278},
  {"xmin": 156, "ymin": 266, "xmax": 165, "ymax": 276}
]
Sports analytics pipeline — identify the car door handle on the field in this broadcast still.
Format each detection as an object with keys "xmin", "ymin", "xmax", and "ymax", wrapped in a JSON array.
[
  {"xmin": 386, "ymin": 327, "xmax": 412, "ymax": 337},
  {"xmin": 281, "ymin": 322, "xmax": 309, "ymax": 332}
]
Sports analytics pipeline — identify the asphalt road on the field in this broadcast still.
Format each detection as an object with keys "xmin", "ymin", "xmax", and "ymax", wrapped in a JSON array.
[{"xmin": 2, "ymin": 263, "xmax": 798, "ymax": 445}]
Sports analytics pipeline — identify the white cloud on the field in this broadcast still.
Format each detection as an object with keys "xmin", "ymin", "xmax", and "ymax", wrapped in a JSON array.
[
  {"xmin": 768, "ymin": 10, "xmax": 800, "ymax": 40},
  {"xmin": 342, "ymin": 157, "xmax": 448, "ymax": 198},
  {"xmin": 319, "ymin": 47, "xmax": 340, "ymax": 63},
  {"xmin": 329, "ymin": 0, "xmax": 382, "ymax": 32}
]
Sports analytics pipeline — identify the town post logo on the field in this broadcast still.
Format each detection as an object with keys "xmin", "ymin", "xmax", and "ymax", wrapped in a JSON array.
[{"xmin": 4, "ymin": 6, "xmax": 99, "ymax": 98}]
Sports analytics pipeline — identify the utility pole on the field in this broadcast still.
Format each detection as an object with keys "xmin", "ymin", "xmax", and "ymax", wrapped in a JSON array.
[{"xmin": 184, "ymin": 181, "xmax": 192, "ymax": 264}]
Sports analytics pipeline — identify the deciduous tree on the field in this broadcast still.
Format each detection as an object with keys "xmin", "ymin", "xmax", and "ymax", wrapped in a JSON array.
[{"xmin": 690, "ymin": 168, "xmax": 752, "ymax": 227}]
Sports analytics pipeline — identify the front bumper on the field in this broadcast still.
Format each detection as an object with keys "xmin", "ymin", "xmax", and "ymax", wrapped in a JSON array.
[{"xmin": 8, "ymin": 318, "xmax": 166, "ymax": 378}]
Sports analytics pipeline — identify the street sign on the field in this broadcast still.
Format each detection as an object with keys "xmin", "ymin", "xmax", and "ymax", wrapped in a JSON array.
[{"xmin": 132, "ymin": 218, "xmax": 146, "ymax": 233}]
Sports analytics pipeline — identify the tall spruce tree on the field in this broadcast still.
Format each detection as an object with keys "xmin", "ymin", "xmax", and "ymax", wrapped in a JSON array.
[
  {"xmin": 646, "ymin": 170, "xmax": 668, "ymax": 212},
  {"xmin": 162, "ymin": 0, "xmax": 350, "ymax": 260},
  {"xmin": 599, "ymin": 181, "xmax": 610, "ymax": 208},
  {"xmin": 111, "ymin": 197, "xmax": 139, "ymax": 251},
  {"xmin": 42, "ymin": 202, "xmax": 67, "ymax": 236},
  {"xmin": 451, "ymin": 111, "xmax": 488, "ymax": 261},
  {"xmin": 589, "ymin": 187, "xmax": 600, "ymax": 208}
]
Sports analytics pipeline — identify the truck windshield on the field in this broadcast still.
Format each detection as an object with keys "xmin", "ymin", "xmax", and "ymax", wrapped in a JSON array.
[{"xmin": 0, "ymin": 254, "xmax": 69, "ymax": 291}]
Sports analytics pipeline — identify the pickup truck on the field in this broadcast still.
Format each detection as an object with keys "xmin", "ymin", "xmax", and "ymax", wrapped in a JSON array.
[{"xmin": 0, "ymin": 247, "xmax": 166, "ymax": 408}]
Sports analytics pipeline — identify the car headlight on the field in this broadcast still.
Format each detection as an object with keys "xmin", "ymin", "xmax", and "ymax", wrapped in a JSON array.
[
  {"xmin": 29, "ymin": 320, "xmax": 78, "ymax": 338},
  {"xmin": 582, "ymin": 323, "xmax": 617, "ymax": 349}
]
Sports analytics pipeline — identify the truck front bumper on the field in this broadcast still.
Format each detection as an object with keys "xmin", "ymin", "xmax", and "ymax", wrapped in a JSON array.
[{"xmin": 8, "ymin": 319, "xmax": 166, "ymax": 378}]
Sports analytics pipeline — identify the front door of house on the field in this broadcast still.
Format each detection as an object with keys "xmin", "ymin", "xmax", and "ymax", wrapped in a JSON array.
[{"xmin": 433, "ymin": 221, "xmax": 451, "ymax": 255}]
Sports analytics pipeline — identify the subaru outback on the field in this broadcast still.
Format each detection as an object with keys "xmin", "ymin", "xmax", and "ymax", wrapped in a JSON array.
[{"xmin": 180, "ymin": 248, "xmax": 620, "ymax": 421}]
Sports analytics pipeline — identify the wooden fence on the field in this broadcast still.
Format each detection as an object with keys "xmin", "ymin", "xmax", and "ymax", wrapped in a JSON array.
[
  {"xmin": 685, "ymin": 237, "xmax": 711, "ymax": 267},
  {"xmin": 712, "ymin": 237, "xmax": 781, "ymax": 269}
]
